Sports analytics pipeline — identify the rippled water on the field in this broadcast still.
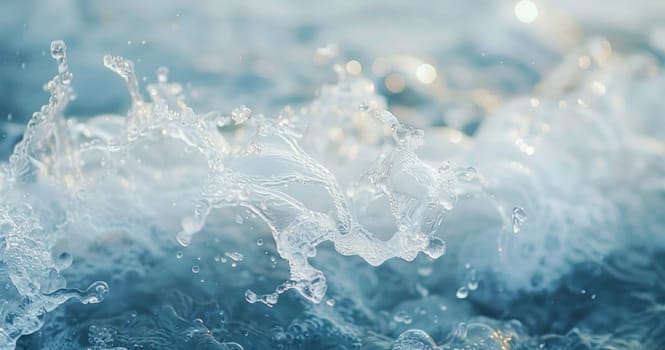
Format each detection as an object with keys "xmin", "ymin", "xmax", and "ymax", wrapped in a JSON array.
[{"xmin": 1, "ymin": 1, "xmax": 665, "ymax": 349}]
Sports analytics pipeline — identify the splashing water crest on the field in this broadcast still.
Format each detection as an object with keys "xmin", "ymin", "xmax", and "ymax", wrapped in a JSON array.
[{"xmin": 0, "ymin": 40, "xmax": 478, "ymax": 348}]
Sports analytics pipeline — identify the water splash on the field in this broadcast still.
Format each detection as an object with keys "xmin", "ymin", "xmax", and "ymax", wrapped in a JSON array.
[
  {"xmin": 0, "ymin": 23, "xmax": 664, "ymax": 348},
  {"xmin": 0, "ymin": 40, "xmax": 482, "ymax": 347}
]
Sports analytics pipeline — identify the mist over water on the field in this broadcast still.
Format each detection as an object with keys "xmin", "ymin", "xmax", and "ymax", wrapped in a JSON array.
[{"xmin": 1, "ymin": 1, "xmax": 665, "ymax": 349}]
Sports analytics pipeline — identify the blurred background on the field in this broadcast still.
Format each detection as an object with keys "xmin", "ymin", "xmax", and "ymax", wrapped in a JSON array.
[{"xmin": 2, "ymin": 0, "xmax": 665, "ymax": 145}]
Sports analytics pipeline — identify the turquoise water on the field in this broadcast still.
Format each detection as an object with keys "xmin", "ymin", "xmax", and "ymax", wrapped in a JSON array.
[{"xmin": 1, "ymin": 1, "xmax": 665, "ymax": 349}]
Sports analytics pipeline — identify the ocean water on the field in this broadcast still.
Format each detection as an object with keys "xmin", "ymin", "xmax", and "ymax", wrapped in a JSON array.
[{"xmin": 1, "ymin": 1, "xmax": 665, "ymax": 349}]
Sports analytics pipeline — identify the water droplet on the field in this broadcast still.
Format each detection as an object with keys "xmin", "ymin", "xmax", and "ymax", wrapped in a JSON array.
[
  {"xmin": 256, "ymin": 238, "xmax": 264, "ymax": 247},
  {"xmin": 176, "ymin": 251, "xmax": 183, "ymax": 259},
  {"xmin": 423, "ymin": 237, "xmax": 446, "ymax": 259},
  {"xmin": 438, "ymin": 161, "xmax": 451, "ymax": 173},
  {"xmin": 235, "ymin": 214, "xmax": 244, "ymax": 224},
  {"xmin": 393, "ymin": 310, "xmax": 413, "ymax": 324},
  {"xmin": 265, "ymin": 293, "xmax": 278, "ymax": 305},
  {"xmin": 512, "ymin": 207, "xmax": 527, "ymax": 233},
  {"xmin": 417, "ymin": 266, "xmax": 433, "ymax": 276},
  {"xmin": 191, "ymin": 265, "xmax": 200, "ymax": 274},
  {"xmin": 181, "ymin": 215, "xmax": 204, "ymax": 235},
  {"xmin": 156, "ymin": 66, "xmax": 169, "ymax": 83},
  {"xmin": 456, "ymin": 286, "xmax": 469, "ymax": 299},
  {"xmin": 467, "ymin": 269, "xmax": 478, "ymax": 290},
  {"xmin": 50, "ymin": 40, "xmax": 66, "ymax": 60},
  {"xmin": 457, "ymin": 167, "xmax": 477, "ymax": 182},
  {"xmin": 231, "ymin": 105, "xmax": 252, "ymax": 124},
  {"xmin": 225, "ymin": 251, "xmax": 244, "ymax": 262},
  {"xmin": 467, "ymin": 280, "xmax": 478, "ymax": 291},
  {"xmin": 245, "ymin": 290, "xmax": 257, "ymax": 303}
]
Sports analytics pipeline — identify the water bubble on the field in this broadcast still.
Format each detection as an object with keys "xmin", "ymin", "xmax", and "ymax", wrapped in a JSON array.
[
  {"xmin": 176, "ymin": 251, "xmax": 183, "ymax": 259},
  {"xmin": 56, "ymin": 252, "xmax": 73, "ymax": 270},
  {"xmin": 512, "ymin": 207, "xmax": 527, "ymax": 233},
  {"xmin": 326, "ymin": 298, "xmax": 336, "ymax": 307},
  {"xmin": 256, "ymin": 238, "xmax": 264, "ymax": 247},
  {"xmin": 191, "ymin": 265, "xmax": 200, "ymax": 274},
  {"xmin": 456, "ymin": 286, "xmax": 469, "ymax": 299}
]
